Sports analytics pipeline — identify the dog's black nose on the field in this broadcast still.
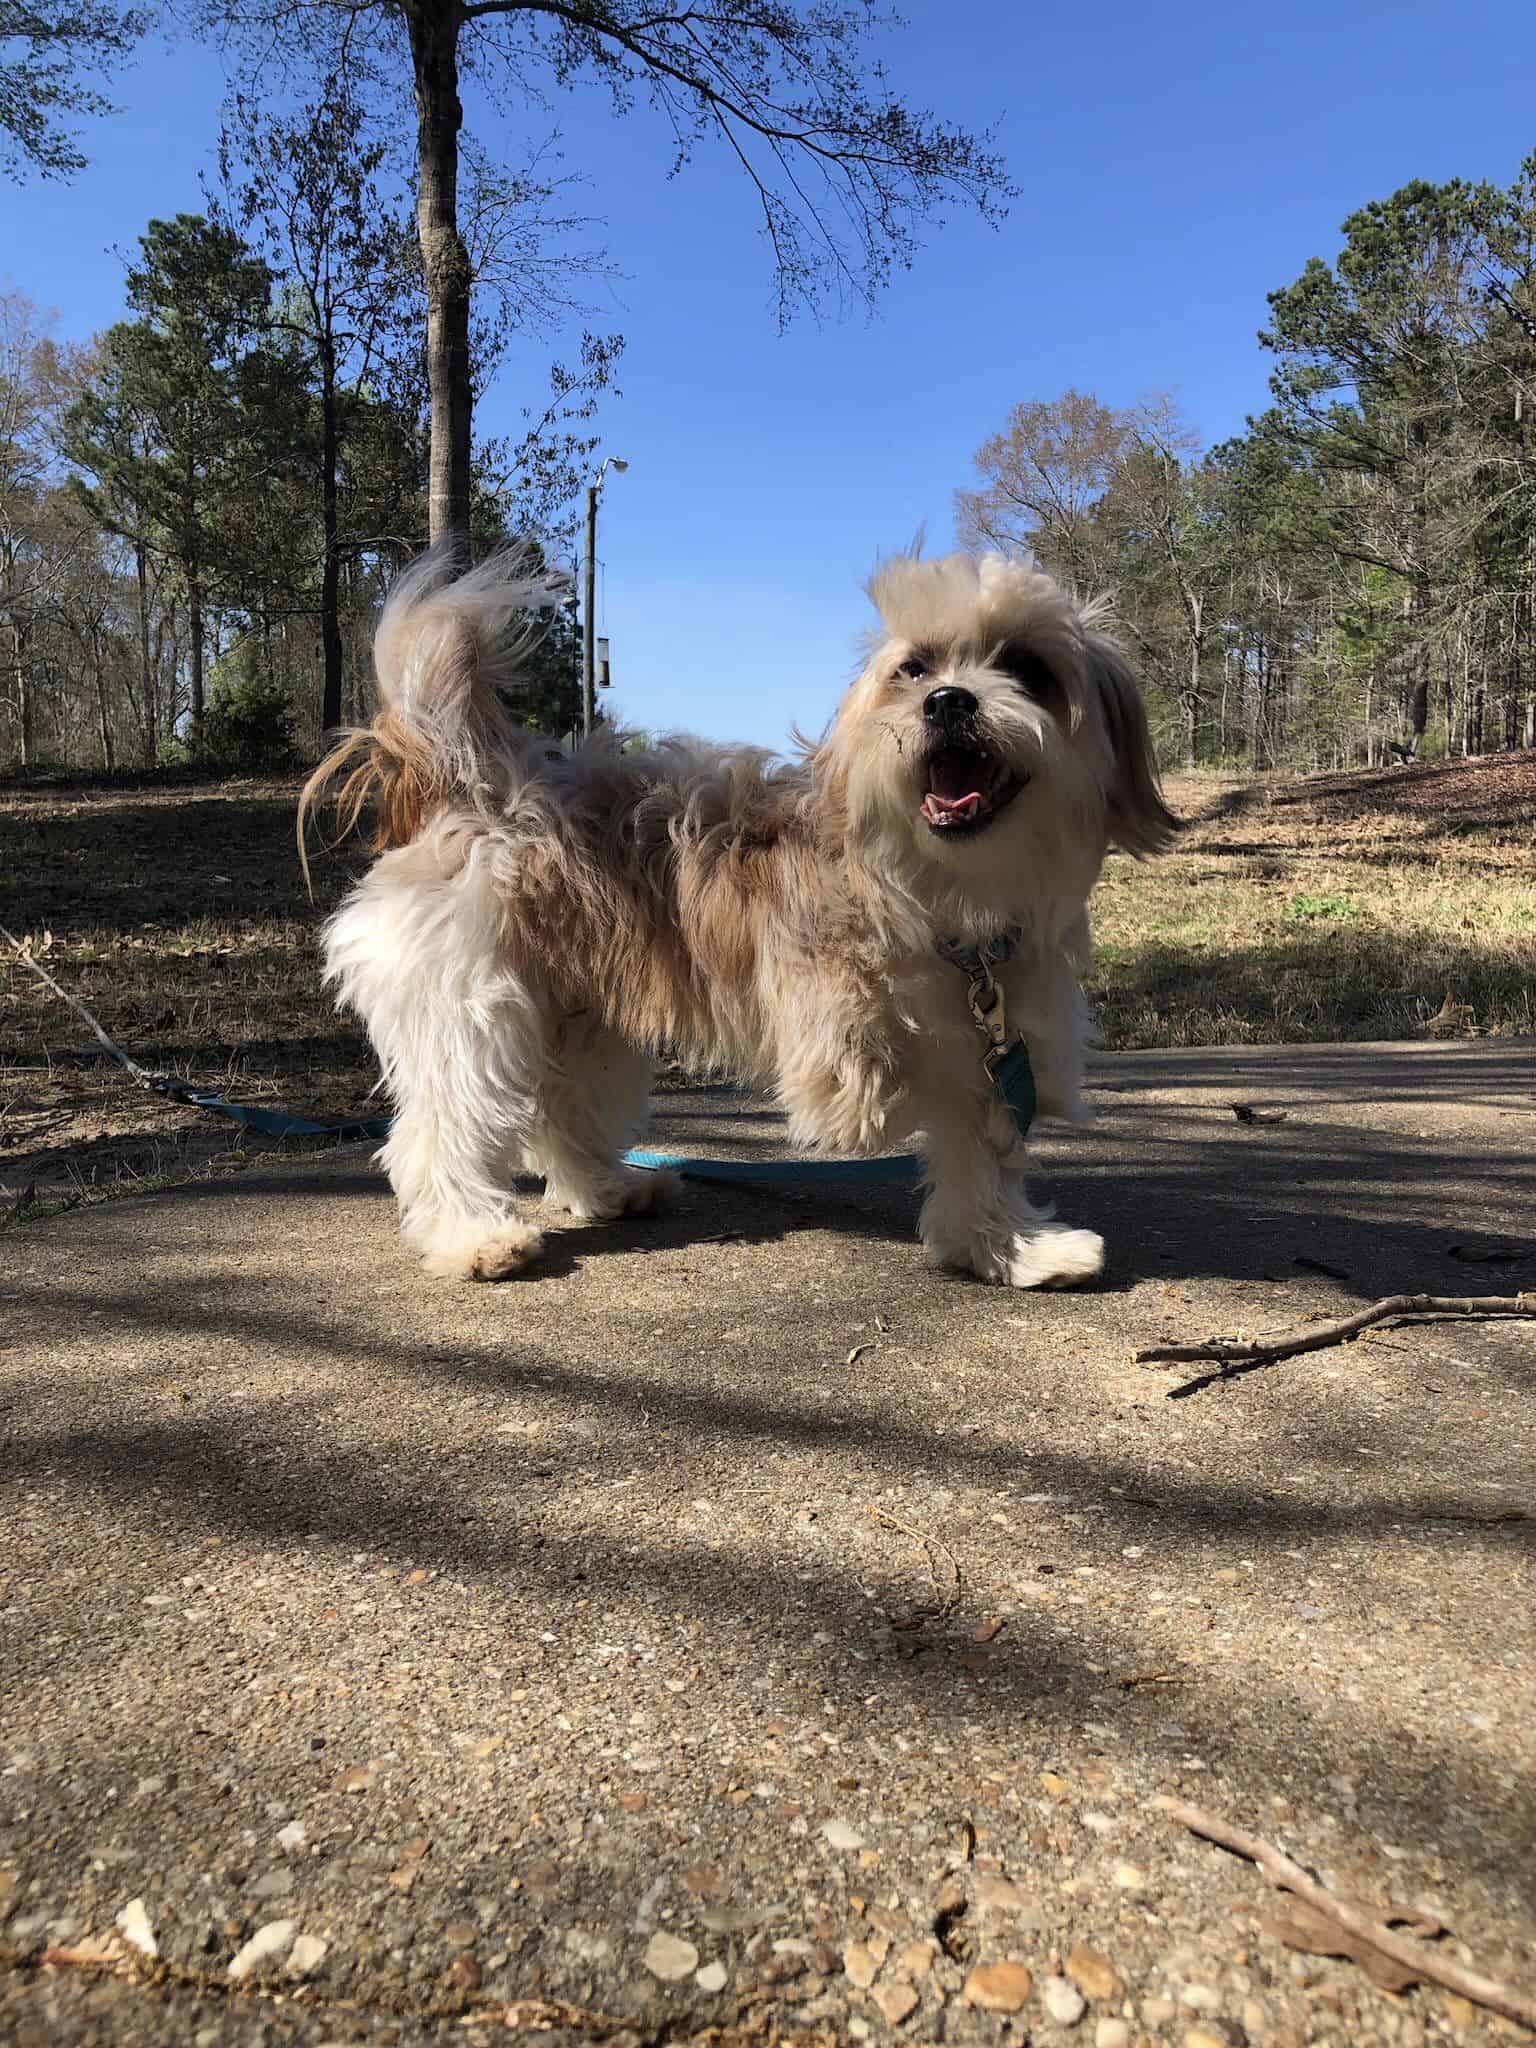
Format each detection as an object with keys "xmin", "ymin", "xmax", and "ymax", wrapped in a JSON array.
[{"xmin": 923, "ymin": 686, "xmax": 978, "ymax": 726}]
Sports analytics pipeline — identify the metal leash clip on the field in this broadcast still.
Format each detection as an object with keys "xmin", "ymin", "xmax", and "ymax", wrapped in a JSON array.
[{"xmin": 964, "ymin": 957, "xmax": 1013, "ymax": 1076}]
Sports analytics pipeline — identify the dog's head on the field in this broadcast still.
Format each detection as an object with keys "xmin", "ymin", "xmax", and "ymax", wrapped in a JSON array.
[{"xmin": 818, "ymin": 552, "xmax": 1176, "ymax": 896}]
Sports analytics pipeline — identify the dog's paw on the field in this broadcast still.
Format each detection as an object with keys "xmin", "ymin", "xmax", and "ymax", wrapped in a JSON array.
[
  {"xmin": 1006, "ymin": 1226, "xmax": 1104, "ymax": 1290},
  {"xmin": 553, "ymin": 1165, "xmax": 679, "ymax": 1221},
  {"xmin": 420, "ymin": 1220, "xmax": 546, "ymax": 1282},
  {"xmin": 619, "ymin": 1165, "xmax": 680, "ymax": 1215}
]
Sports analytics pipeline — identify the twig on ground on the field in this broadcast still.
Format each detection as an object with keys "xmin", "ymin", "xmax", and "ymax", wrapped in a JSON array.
[
  {"xmin": 866, "ymin": 1505, "xmax": 963, "ymax": 1618},
  {"xmin": 1135, "ymin": 1293, "xmax": 1536, "ymax": 1368},
  {"xmin": 1156, "ymin": 1795, "xmax": 1536, "ymax": 2031}
]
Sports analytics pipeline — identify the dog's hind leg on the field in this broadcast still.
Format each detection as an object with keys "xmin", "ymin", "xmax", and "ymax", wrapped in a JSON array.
[
  {"xmin": 531, "ymin": 1017, "xmax": 678, "ymax": 1221},
  {"xmin": 326, "ymin": 847, "xmax": 548, "ymax": 1281}
]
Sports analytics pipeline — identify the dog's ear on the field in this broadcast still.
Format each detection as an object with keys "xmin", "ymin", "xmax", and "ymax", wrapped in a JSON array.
[{"xmin": 1085, "ymin": 631, "xmax": 1180, "ymax": 856}]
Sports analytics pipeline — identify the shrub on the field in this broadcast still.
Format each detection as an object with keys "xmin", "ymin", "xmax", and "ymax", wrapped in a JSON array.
[{"xmin": 195, "ymin": 642, "xmax": 299, "ymax": 774}]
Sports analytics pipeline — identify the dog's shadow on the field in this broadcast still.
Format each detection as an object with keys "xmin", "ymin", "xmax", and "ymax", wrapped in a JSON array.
[
  {"xmin": 507, "ymin": 1169, "xmax": 923, "ymax": 1282},
  {"xmin": 503, "ymin": 1168, "xmax": 1146, "ymax": 1294}
]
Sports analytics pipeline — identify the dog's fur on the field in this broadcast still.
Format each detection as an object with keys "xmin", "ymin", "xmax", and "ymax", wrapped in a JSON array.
[{"xmin": 304, "ymin": 547, "xmax": 1176, "ymax": 1286}]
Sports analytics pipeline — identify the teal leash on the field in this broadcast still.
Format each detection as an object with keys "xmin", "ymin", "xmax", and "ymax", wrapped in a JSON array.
[{"xmin": 6, "ymin": 926, "xmax": 1035, "ymax": 1181}]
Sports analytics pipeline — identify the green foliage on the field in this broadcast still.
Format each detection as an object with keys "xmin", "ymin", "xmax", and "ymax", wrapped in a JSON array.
[
  {"xmin": 0, "ymin": 0, "xmax": 146, "ymax": 181},
  {"xmin": 1284, "ymin": 894, "xmax": 1362, "ymax": 924},
  {"xmin": 195, "ymin": 639, "xmax": 298, "ymax": 773},
  {"xmin": 958, "ymin": 152, "xmax": 1536, "ymax": 771}
]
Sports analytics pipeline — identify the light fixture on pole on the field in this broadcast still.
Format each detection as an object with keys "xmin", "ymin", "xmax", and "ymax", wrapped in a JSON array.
[{"xmin": 583, "ymin": 458, "xmax": 629, "ymax": 737}]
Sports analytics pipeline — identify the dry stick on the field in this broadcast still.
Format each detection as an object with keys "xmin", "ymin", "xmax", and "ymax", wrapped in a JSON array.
[
  {"xmin": 1134, "ymin": 1293, "xmax": 1536, "ymax": 1368},
  {"xmin": 866, "ymin": 1505, "xmax": 963, "ymax": 1617},
  {"xmin": 1156, "ymin": 1796, "xmax": 1536, "ymax": 2033}
]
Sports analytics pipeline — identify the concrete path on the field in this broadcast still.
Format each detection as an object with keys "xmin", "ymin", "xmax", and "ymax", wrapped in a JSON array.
[{"xmin": 2, "ymin": 1042, "xmax": 1534, "ymax": 2048}]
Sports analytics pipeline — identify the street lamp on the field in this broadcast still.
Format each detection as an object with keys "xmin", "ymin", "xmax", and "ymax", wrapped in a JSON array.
[{"xmin": 583, "ymin": 458, "xmax": 629, "ymax": 737}]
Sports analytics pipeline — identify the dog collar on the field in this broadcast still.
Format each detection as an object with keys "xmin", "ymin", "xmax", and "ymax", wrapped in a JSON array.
[{"xmin": 936, "ymin": 928, "xmax": 1035, "ymax": 1141}]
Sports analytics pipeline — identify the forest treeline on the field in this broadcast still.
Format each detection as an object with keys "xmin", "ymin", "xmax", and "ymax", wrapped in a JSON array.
[
  {"xmin": 6, "ymin": 123, "xmax": 1536, "ymax": 771},
  {"xmin": 959, "ymin": 160, "xmax": 1536, "ymax": 770},
  {"xmin": 1, "ymin": 66, "xmax": 618, "ymax": 772},
  {"xmin": 2, "ymin": 0, "xmax": 1009, "ymax": 774}
]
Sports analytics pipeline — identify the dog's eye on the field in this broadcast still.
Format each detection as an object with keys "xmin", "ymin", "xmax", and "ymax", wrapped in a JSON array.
[
  {"xmin": 998, "ymin": 643, "xmax": 1058, "ymax": 701},
  {"xmin": 897, "ymin": 652, "xmax": 931, "ymax": 680}
]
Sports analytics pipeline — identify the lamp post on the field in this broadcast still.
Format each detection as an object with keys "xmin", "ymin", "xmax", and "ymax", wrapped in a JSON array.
[{"xmin": 582, "ymin": 457, "xmax": 628, "ymax": 737}]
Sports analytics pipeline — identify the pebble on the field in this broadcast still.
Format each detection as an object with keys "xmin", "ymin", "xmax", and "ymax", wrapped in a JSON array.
[
  {"xmin": 1184, "ymin": 2030, "xmax": 1235, "ymax": 2048},
  {"xmin": 276, "ymin": 1821, "xmax": 307, "ymax": 1854},
  {"xmin": 252, "ymin": 1868, "xmax": 294, "ymax": 1900},
  {"xmin": 871, "ymin": 1981, "xmax": 919, "ymax": 2025},
  {"xmin": 1241, "ymin": 1999, "xmax": 1270, "ymax": 2036},
  {"xmin": 975, "ymin": 1873, "xmax": 1042, "ymax": 1925},
  {"xmin": 1179, "ymin": 1982, "xmax": 1221, "ymax": 2013},
  {"xmin": 642, "ymin": 1931, "xmax": 700, "ymax": 1982},
  {"xmin": 1067, "ymin": 1945, "xmax": 1122, "ymax": 2003},
  {"xmin": 844, "ymin": 1941, "xmax": 882, "ymax": 1989},
  {"xmin": 895, "ymin": 1940, "xmax": 934, "ymax": 1978},
  {"xmin": 444, "ymin": 1918, "xmax": 478, "ymax": 1948},
  {"xmin": 822, "ymin": 1819, "xmax": 865, "ymax": 1851},
  {"xmin": 1111, "ymin": 1861, "xmax": 1147, "ymax": 1891},
  {"xmin": 695, "ymin": 1960, "xmax": 728, "ymax": 1994},
  {"xmin": 1094, "ymin": 2024, "xmax": 1130, "ymax": 2048},
  {"xmin": 287, "ymin": 1934, "xmax": 327, "ymax": 1978},
  {"xmin": 1142, "ymin": 1995, "xmax": 1176, "ymax": 2026},
  {"xmin": 1041, "ymin": 1974, "xmax": 1087, "ymax": 2025},
  {"xmin": 848, "ymin": 2023, "xmax": 872, "ymax": 2043},
  {"xmin": 228, "ymin": 1919, "xmax": 295, "ymax": 1980},
  {"xmin": 439, "ymin": 1954, "xmax": 481, "ymax": 1997},
  {"xmin": 115, "ymin": 1898, "xmax": 158, "ymax": 1960},
  {"xmin": 963, "ymin": 1961, "xmax": 1034, "ymax": 2013}
]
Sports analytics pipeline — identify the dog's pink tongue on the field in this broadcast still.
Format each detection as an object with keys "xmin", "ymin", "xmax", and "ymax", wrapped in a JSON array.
[{"xmin": 921, "ymin": 790, "xmax": 984, "ymax": 825}]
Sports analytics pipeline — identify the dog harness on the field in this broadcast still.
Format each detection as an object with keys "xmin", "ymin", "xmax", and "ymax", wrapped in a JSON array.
[{"xmin": 936, "ymin": 927, "xmax": 1036, "ymax": 1143}]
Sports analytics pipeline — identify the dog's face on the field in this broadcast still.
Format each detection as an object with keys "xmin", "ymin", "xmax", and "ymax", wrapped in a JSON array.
[{"xmin": 818, "ymin": 553, "xmax": 1175, "ymax": 897}]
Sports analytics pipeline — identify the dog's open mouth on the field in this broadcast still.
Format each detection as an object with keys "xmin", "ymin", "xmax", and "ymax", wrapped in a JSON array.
[{"xmin": 919, "ymin": 747, "xmax": 1024, "ymax": 835}]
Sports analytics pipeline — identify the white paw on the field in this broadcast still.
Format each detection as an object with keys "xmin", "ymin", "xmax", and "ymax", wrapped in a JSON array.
[
  {"xmin": 1006, "ymin": 1226, "xmax": 1104, "ymax": 1290},
  {"xmin": 420, "ymin": 1220, "xmax": 546, "ymax": 1281},
  {"xmin": 620, "ymin": 1165, "xmax": 680, "ymax": 1215},
  {"xmin": 551, "ymin": 1165, "xmax": 679, "ymax": 1220}
]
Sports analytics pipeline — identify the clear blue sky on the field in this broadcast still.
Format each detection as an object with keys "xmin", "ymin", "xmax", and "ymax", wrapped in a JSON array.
[{"xmin": 5, "ymin": 0, "xmax": 1533, "ymax": 745}]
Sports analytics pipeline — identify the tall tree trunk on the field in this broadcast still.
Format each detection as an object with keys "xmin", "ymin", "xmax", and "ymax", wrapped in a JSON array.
[
  {"xmin": 1406, "ymin": 587, "xmax": 1429, "ymax": 738},
  {"xmin": 92, "ymin": 632, "xmax": 115, "ymax": 773},
  {"xmin": 1181, "ymin": 594, "xmax": 1204, "ymax": 768},
  {"xmin": 9, "ymin": 620, "xmax": 32, "ymax": 771},
  {"xmin": 135, "ymin": 536, "xmax": 156, "ymax": 764},
  {"xmin": 320, "ymin": 344, "xmax": 344, "ymax": 731},
  {"xmin": 188, "ymin": 563, "xmax": 205, "ymax": 740},
  {"xmin": 409, "ymin": 0, "xmax": 473, "ymax": 553}
]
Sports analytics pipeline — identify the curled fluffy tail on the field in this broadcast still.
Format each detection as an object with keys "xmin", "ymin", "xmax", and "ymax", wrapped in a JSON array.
[{"xmin": 299, "ymin": 545, "xmax": 568, "ymax": 869}]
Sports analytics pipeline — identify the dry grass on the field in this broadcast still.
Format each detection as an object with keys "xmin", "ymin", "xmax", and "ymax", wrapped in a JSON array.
[
  {"xmin": 1092, "ymin": 755, "xmax": 1536, "ymax": 1047},
  {"xmin": 2, "ymin": 754, "xmax": 1533, "ymax": 1205}
]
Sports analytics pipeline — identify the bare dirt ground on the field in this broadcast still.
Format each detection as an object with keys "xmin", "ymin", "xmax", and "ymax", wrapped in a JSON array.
[{"xmin": 2, "ymin": 753, "xmax": 1534, "ymax": 1214}]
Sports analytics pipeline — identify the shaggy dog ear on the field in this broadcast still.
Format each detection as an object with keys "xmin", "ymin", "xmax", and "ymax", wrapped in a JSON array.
[{"xmin": 1086, "ymin": 631, "xmax": 1180, "ymax": 856}]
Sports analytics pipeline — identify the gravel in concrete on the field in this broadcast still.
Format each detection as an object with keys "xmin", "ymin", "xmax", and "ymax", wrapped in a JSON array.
[{"xmin": 2, "ymin": 1039, "xmax": 1534, "ymax": 2046}]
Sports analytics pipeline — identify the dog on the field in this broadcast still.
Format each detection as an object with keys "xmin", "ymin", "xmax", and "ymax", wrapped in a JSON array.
[{"xmin": 303, "ymin": 547, "xmax": 1175, "ymax": 1287}]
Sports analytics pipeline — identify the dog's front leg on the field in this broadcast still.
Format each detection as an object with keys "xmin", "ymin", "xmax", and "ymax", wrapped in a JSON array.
[
  {"xmin": 998, "ymin": 920, "xmax": 1094, "ymax": 1127},
  {"xmin": 916, "ymin": 1085, "xmax": 1103, "ymax": 1290}
]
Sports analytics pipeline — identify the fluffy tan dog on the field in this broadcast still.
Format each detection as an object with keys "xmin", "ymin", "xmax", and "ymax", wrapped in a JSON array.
[{"xmin": 305, "ymin": 547, "xmax": 1175, "ymax": 1285}]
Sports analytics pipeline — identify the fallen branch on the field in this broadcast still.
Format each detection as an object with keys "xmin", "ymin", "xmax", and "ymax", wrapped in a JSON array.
[
  {"xmin": 1156, "ymin": 1796, "xmax": 1536, "ymax": 2032},
  {"xmin": 867, "ymin": 1505, "xmax": 963, "ymax": 1618},
  {"xmin": 1135, "ymin": 1292, "xmax": 1536, "ymax": 1367}
]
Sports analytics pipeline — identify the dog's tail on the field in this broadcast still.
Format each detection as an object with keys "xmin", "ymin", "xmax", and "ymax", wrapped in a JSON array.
[{"xmin": 299, "ymin": 544, "xmax": 568, "ymax": 876}]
